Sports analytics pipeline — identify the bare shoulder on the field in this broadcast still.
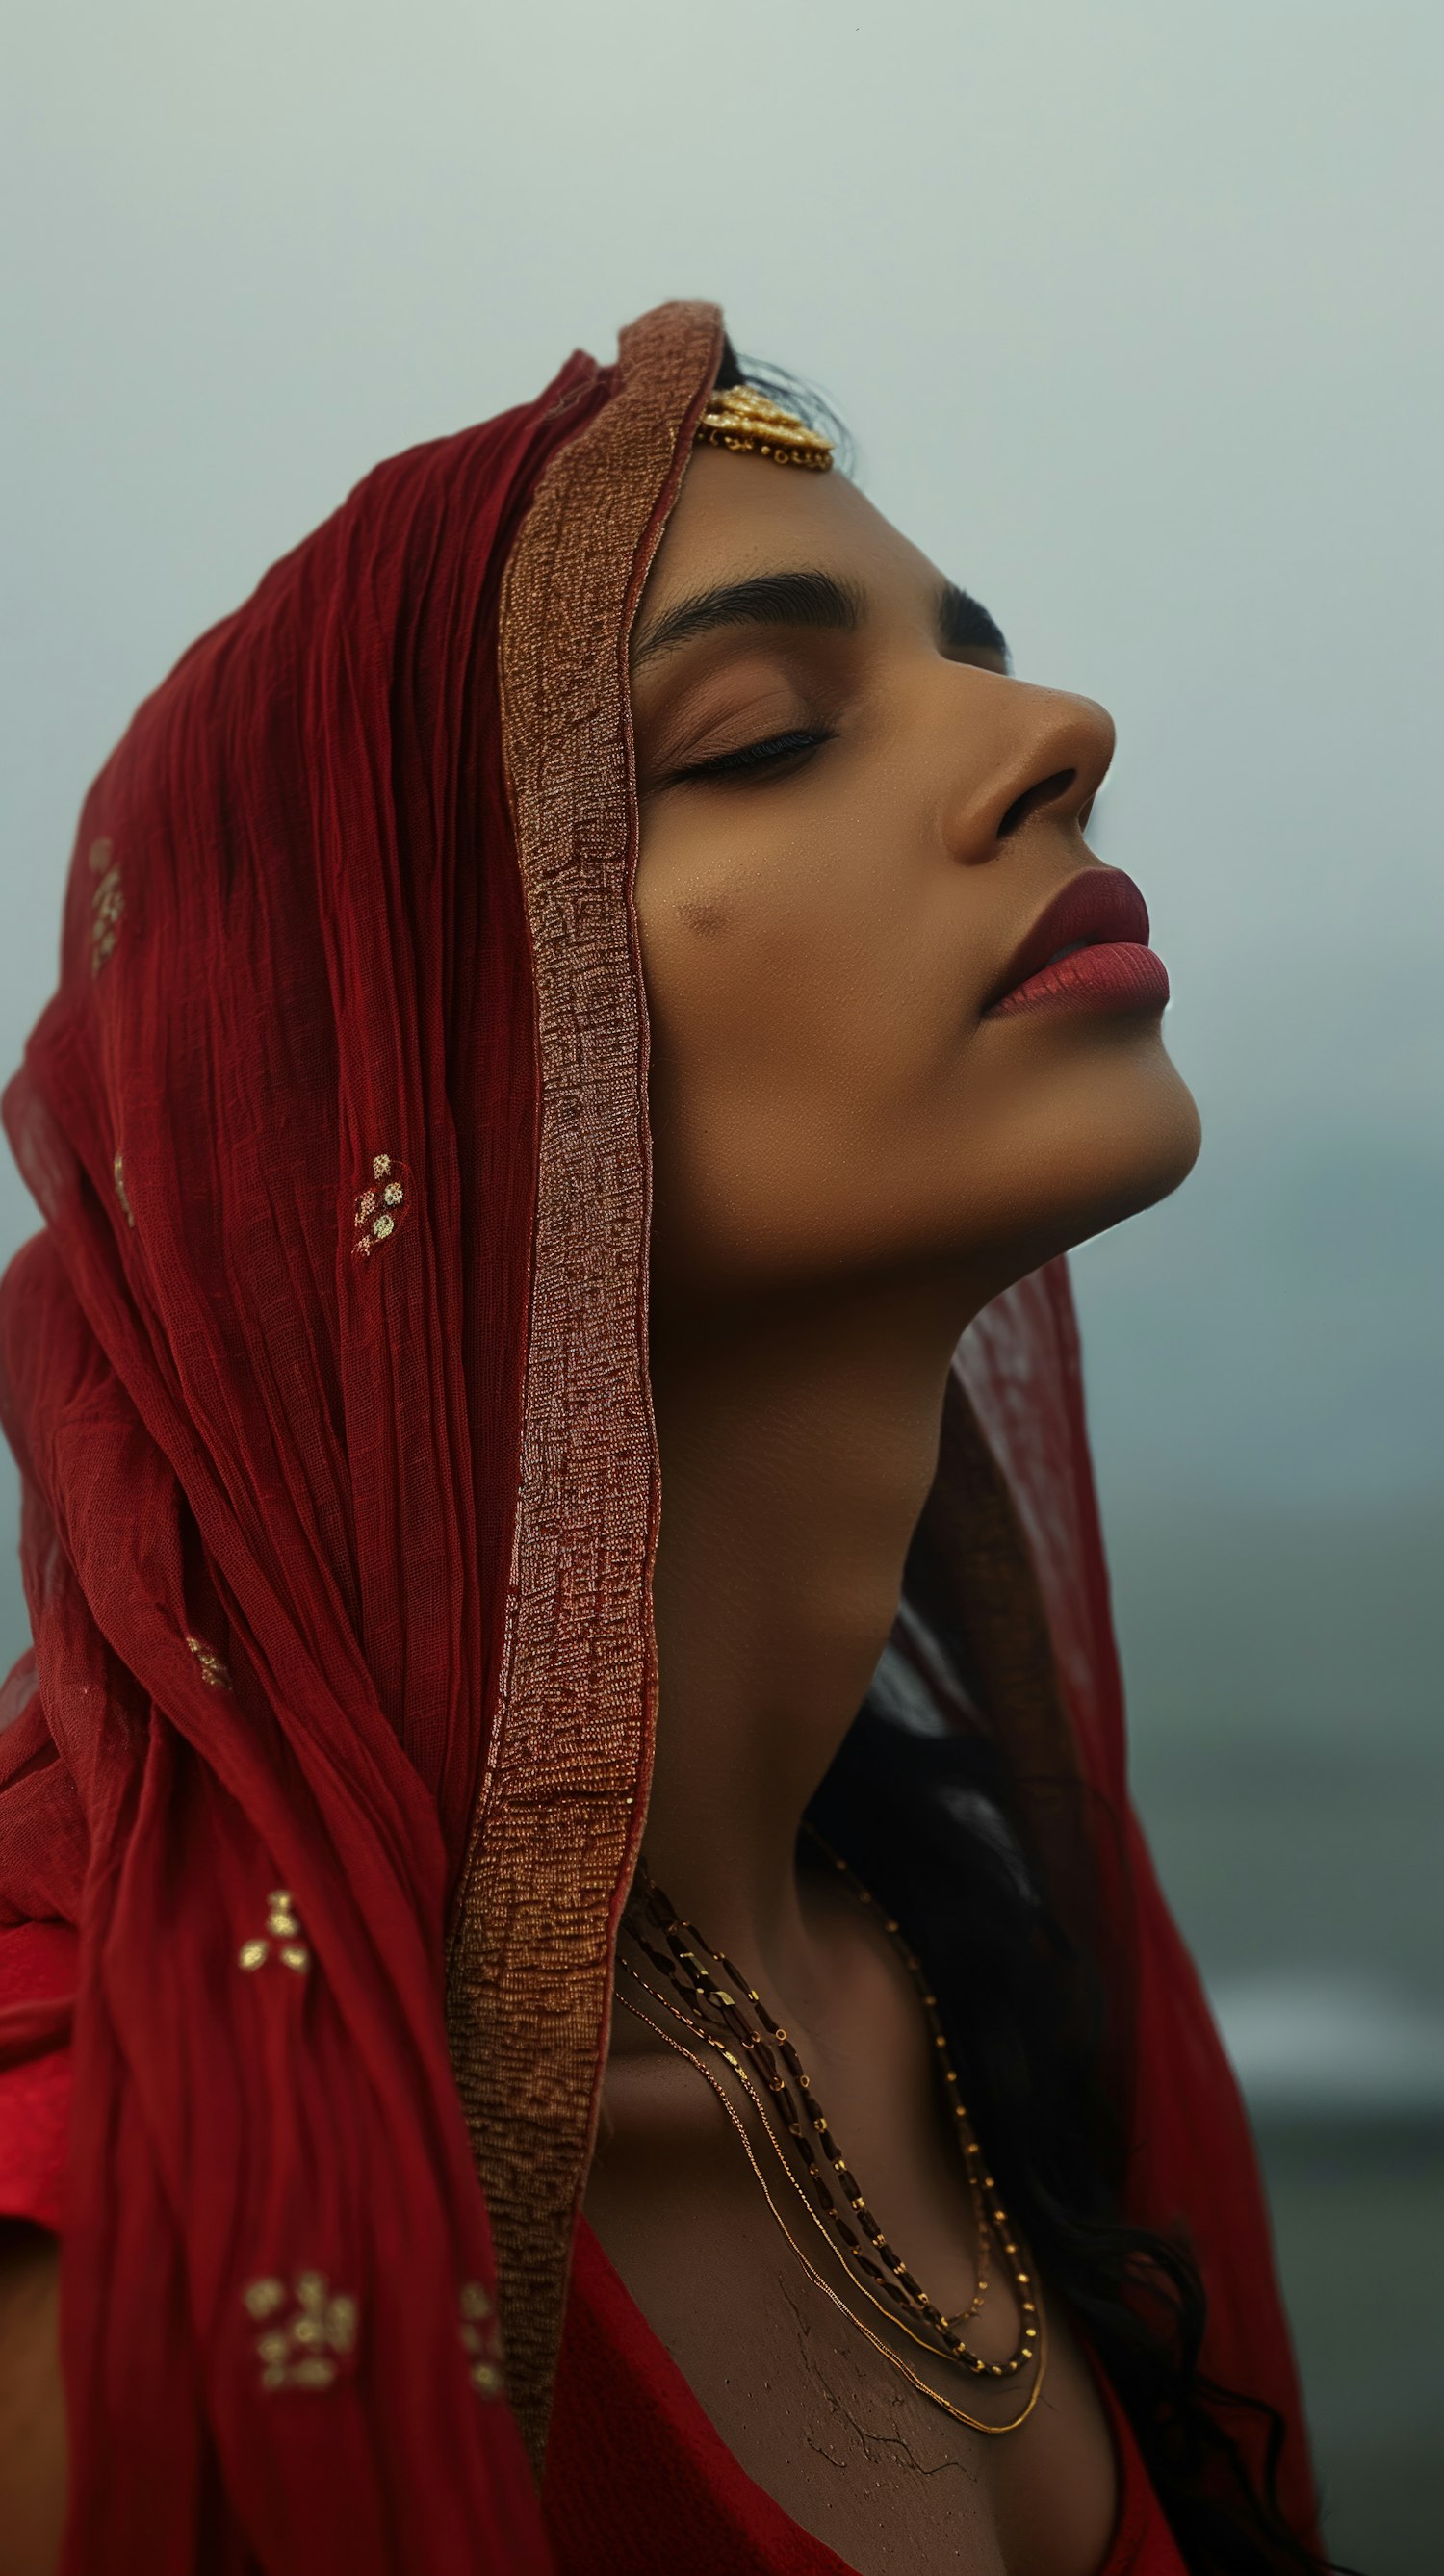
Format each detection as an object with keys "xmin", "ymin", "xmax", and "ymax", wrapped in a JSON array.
[{"xmin": 0, "ymin": 2223, "xmax": 65, "ymax": 2576}]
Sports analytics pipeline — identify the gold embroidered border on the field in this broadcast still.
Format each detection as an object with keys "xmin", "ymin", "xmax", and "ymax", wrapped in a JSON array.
[{"xmin": 444, "ymin": 300, "xmax": 723, "ymax": 2470}]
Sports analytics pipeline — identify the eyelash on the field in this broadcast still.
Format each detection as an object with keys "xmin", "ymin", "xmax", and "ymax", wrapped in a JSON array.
[{"xmin": 670, "ymin": 726, "xmax": 837, "ymax": 785}]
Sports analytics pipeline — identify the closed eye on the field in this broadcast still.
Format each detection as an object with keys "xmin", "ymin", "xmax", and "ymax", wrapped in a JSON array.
[{"xmin": 667, "ymin": 727, "xmax": 837, "ymax": 786}]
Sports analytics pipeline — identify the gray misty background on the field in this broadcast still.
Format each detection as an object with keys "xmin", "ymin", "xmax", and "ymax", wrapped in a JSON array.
[{"xmin": 6, "ymin": 4, "xmax": 1441, "ymax": 2563}]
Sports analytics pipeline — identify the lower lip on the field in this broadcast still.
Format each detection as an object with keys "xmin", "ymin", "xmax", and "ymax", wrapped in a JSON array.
[{"xmin": 988, "ymin": 941, "xmax": 1171, "ymax": 1019}]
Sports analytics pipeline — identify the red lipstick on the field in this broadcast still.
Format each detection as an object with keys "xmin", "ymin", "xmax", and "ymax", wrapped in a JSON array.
[{"xmin": 984, "ymin": 867, "xmax": 1169, "ymax": 1020}]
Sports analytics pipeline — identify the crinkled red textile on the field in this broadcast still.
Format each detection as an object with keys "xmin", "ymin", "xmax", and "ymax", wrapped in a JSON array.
[
  {"xmin": 0, "ymin": 301, "xmax": 1317, "ymax": 2571},
  {"xmin": 0, "ymin": 342, "xmax": 618, "ymax": 2572}
]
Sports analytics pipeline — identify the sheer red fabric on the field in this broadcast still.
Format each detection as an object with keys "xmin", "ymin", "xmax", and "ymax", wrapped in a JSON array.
[
  {"xmin": 0, "ymin": 342, "xmax": 621, "ymax": 2571},
  {"xmin": 0, "ymin": 300, "xmax": 1317, "ymax": 2570}
]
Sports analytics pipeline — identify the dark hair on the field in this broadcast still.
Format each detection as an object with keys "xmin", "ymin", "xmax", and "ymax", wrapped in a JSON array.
[
  {"xmin": 806, "ymin": 1619, "xmax": 1354, "ymax": 2576},
  {"xmin": 713, "ymin": 336, "xmax": 858, "ymax": 479}
]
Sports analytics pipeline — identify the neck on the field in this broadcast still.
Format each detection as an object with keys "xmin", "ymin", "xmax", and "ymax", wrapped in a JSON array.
[{"xmin": 639, "ymin": 1264, "xmax": 979, "ymax": 2006}]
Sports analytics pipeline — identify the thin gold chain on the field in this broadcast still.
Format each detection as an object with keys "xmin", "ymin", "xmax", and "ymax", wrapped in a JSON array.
[
  {"xmin": 615, "ymin": 1953, "xmax": 1012, "ymax": 2374},
  {"xmin": 617, "ymin": 1842, "xmax": 1044, "ymax": 2429},
  {"xmin": 615, "ymin": 1983, "xmax": 1048, "ymax": 2436},
  {"xmin": 621, "ymin": 1919, "xmax": 995, "ymax": 2338},
  {"xmin": 625, "ymin": 1847, "xmax": 1040, "ymax": 2377}
]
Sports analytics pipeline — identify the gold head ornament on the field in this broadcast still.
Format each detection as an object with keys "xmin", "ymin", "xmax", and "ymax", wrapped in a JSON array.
[{"xmin": 694, "ymin": 381, "xmax": 834, "ymax": 472}]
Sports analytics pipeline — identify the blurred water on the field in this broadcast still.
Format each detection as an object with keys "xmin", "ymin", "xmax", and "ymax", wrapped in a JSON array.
[
  {"xmin": 1100, "ymin": 1488, "xmax": 1444, "ymax": 2576},
  {"xmin": 1250, "ymin": 2118, "xmax": 1442, "ymax": 2576},
  {"xmin": 1215, "ymin": 1975, "xmax": 1444, "ymax": 2120}
]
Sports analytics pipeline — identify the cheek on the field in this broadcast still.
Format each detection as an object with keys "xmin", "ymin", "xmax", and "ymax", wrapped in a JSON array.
[
  {"xmin": 640, "ymin": 826, "xmax": 910, "ymax": 1115},
  {"xmin": 637, "ymin": 817, "xmax": 964, "ymax": 1277}
]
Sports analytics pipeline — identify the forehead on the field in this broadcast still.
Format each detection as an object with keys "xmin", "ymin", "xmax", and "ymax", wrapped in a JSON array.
[{"xmin": 641, "ymin": 443, "xmax": 944, "ymax": 621}]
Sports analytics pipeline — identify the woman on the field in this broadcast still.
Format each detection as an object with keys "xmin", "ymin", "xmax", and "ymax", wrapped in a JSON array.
[{"xmin": 0, "ymin": 301, "xmax": 1330, "ymax": 2573}]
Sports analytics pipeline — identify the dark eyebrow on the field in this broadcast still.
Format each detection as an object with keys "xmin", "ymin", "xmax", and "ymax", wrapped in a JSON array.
[
  {"xmin": 939, "ymin": 580, "xmax": 1010, "ymax": 667},
  {"xmin": 631, "ymin": 569, "xmax": 864, "ymax": 668},
  {"xmin": 629, "ymin": 563, "xmax": 1010, "ymax": 671}
]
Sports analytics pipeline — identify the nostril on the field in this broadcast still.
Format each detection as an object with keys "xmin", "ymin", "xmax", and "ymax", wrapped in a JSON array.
[{"xmin": 997, "ymin": 768, "xmax": 1076, "ymax": 837}]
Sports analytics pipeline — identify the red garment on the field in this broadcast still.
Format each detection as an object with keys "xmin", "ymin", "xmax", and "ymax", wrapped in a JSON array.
[
  {"xmin": 0, "ymin": 1919, "xmax": 71, "ymax": 2232},
  {"xmin": 0, "ymin": 298, "xmax": 1316, "ymax": 2571},
  {"xmin": 0, "ymin": 2035, "xmax": 1182, "ymax": 2576},
  {"xmin": 546, "ymin": 2219, "xmax": 1189, "ymax": 2576}
]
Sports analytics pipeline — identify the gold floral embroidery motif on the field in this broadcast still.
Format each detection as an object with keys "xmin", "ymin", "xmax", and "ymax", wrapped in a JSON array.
[
  {"xmin": 238, "ymin": 1889, "xmax": 310, "ymax": 1975},
  {"xmin": 113, "ymin": 1153, "xmax": 134, "ymax": 1226},
  {"xmin": 244, "ymin": 2271, "xmax": 357, "ymax": 2391},
  {"xmin": 353, "ymin": 1152, "xmax": 409, "ymax": 1261},
  {"xmin": 89, "ymin": 837, "xmax": 123, "ymax": 976},
  {"xmin": 186, "ymin": 1633, "xmax": 232, "ymax": 1689},
  {"xmin": 459, "ymin": 2280, "xmax": 506, "ymax": 2396}
]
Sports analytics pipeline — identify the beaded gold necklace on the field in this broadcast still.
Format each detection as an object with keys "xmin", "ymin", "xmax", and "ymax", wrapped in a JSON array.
[{"xmin": 616, "ymin": 1830, "xmax": 1046, "ymax": 2435}]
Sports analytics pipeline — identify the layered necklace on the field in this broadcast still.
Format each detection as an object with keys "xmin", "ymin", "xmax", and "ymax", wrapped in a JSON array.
[{"xmin": 616, "ymin": 1827, "xmax": 1046, "ymax": 2435}]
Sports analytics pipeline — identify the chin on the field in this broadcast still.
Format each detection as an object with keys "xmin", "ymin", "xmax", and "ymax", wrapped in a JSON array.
[
  {"xmin": 1067, "ymin": 1042, "xmax": 1200, "ymax": 1223},
  {"xmin": 945, "ymin": 1034, "xmax": 1203, "ymax": 1293},
  {"xmin": 650, "ymin": 1033, "xmax": 1202, "ymax": 1301}
]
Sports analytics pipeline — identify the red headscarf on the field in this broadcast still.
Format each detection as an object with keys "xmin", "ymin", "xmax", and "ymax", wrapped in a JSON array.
[{"xmin": 0, "ymin": 300, "xmax": 1315, "ymax": 2570}]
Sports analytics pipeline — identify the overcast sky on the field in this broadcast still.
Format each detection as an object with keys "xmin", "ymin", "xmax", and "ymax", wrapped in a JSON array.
[{"xmin": 6, "ymin": 0, "xmax": 1441, "ymax": 1553}]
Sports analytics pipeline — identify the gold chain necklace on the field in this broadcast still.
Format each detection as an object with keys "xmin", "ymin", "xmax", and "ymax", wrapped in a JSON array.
[
  {"xmin": 616, "ymin": 1831, "xmax": 1046, "ymax": 2434},
  {"xmin": 615, "ymin": 1945, "xmax": 990, "ymax": 2377}
]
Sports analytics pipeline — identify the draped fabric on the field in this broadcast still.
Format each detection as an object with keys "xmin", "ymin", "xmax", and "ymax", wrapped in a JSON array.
[{"xmin": 0, "ymin": 297, "xmax": 1315, "ymax": 2570}]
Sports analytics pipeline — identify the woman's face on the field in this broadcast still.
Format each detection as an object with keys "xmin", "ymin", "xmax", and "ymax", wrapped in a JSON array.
[{"xmin": 632, "ymin": 444, "xmax": 1200, "ymax": 1309}]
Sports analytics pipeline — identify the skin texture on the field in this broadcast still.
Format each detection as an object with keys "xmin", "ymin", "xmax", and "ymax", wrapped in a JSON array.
[
  {"xmin": 0, "ymin": 2224, "xmax": 64, "ymax": 2576},
  {"xmin": 583, "ymin": 441, "xmax": 1201, "ymax": 2574}
]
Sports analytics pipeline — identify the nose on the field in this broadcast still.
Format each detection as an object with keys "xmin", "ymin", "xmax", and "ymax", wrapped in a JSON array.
[{"xmin": 947, "ymin": 682, "xmax": 1116, "ymax": 863}]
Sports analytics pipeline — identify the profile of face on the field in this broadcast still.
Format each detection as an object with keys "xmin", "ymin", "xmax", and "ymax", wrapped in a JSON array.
[{"xmin": 631, "ymin": 445, "xmax": 1202, "ymax": 1322}]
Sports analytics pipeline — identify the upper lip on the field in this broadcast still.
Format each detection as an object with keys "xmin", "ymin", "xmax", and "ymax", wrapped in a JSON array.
[{"xmin": 984, "ymin": 866, "xmax": 1151, "ymax": 1011}]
